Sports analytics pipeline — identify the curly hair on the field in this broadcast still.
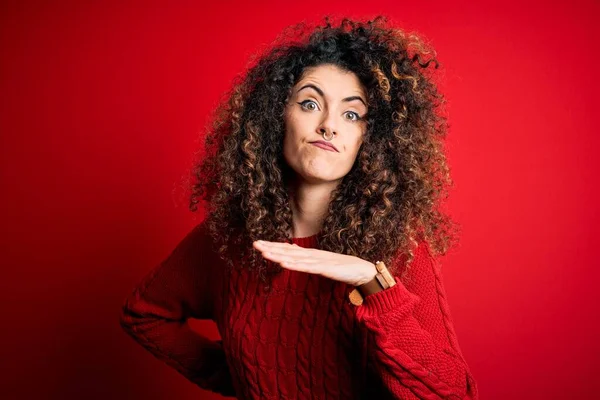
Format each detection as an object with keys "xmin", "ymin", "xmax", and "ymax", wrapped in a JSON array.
[{"xmin": 187, "ymin": 14, "xmax": 461, "ymax": 287}]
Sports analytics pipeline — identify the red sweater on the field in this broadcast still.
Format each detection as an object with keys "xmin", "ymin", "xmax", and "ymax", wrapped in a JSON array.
[{"xmin": 120, "ymin": 220, "xmax": 479, "ymax": 399}]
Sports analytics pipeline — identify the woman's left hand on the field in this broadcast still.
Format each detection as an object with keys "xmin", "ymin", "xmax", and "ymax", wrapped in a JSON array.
[{"xmin": 252, "ymin": 240, "xmax": 377, "ymax": 287}]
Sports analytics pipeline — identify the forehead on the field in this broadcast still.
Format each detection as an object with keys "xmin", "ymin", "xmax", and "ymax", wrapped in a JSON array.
[{"xmin": 295, "ymin": 64, "xmax": 366, "ymax": 96}]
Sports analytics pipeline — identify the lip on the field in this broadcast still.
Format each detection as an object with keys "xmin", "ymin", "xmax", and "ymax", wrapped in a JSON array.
[{"xmin": 309, "ymin": 140, "xmax": 338, "ymax": 152}]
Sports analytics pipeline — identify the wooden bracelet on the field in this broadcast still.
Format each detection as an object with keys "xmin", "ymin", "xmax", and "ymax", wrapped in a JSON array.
[{"xmin": 348, "ymin": 261, "xmax": 396, "ymax": 306}]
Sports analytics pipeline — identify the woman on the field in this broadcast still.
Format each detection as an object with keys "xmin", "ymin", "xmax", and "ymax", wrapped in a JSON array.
[{"xmin": 120, "ymin": 15, "xmax": 479, "ymax": 399}]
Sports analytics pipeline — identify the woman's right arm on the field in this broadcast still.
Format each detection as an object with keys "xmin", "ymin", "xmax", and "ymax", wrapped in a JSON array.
[{"xmin": 119, "ymin": 220, "xmax": 236, "ymax": 397}]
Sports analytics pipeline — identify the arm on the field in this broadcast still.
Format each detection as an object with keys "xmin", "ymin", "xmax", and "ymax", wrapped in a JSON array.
[
  {"xmin": 355, "ymin": 242, "xmax": 479, "ymax": 399},
  {"xmin": 119, "ymin": 220, "xmax": 236, "ymax": 397}
]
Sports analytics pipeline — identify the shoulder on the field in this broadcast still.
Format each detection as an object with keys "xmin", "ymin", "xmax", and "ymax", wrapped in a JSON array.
[
  {"xmin": 173, "ymin": 219, "xmax": 214, "ymax": 257},
  {"xmin": 165, "ymin": 218, "xmax": 225, "ymax": 282},
  {"xmin": 397, "ymin": 239, "xmax": 441, "ymax": 291}
]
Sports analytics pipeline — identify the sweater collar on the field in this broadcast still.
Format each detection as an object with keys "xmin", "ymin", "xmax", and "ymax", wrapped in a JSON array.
[{"xmin": 291, "ymin": 232, "xmax": 319, "ymax": 248}]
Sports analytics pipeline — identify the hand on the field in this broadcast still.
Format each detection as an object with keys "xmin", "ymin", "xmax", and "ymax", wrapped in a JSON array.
[{"xmin": 252, "ymin": 240, "xmax": 377, "ymax": 287}]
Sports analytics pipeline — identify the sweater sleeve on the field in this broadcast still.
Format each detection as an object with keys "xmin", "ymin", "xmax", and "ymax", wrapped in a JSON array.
[
  {"xmin": 354, "ymin": 241, "xmax": 479, "ymax": 399},
  {"xmin": 119, "ymin": 220, "xmax": 236, "ymax": 397}
]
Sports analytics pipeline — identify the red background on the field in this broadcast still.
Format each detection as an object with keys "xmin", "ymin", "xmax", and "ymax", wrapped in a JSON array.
[{"xmin": 2, "ymin": 1, "xmax": 598, "ymax": 399}]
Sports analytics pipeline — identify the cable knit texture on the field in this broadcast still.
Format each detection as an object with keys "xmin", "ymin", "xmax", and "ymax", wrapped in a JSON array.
[{"xmin": 120, "ymin": 220, "xmax": 479, "ymax": 399}]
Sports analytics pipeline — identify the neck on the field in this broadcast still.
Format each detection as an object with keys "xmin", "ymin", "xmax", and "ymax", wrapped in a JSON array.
[{"xmin": 287, "ymin": 176, "xmax": 340, "ymax": 238}]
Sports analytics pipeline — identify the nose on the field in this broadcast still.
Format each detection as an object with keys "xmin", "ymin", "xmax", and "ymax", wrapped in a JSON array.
[
  {"xmin": 318, "ymin": 127, "xmax": 336, "ymax": 136},
  {"xmin": 317, "ymin": 112, "xmax": 337, "ymax": 138}
]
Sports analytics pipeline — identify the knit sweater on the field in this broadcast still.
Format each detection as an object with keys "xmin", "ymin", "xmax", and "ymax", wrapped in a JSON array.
[{"xmin": 120, "ymin": 220, "xmax": 479, "ymax": 399}]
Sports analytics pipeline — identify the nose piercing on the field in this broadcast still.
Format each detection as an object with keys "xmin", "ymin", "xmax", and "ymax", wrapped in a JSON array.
[{"xmin": 322, "ymin": 131, "xmax": 335, "ymax": 141}]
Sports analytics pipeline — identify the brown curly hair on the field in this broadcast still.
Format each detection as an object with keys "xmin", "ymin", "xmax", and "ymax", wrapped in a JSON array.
[{"xmin": 187, "ymin": 14, "xmax": 461, "ymax": 287}]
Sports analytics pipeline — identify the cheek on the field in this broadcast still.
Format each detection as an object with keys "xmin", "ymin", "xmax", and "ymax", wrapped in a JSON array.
[
  {"xmin": 349, "ymin": 135, "xmax": 363, "ymax": 151},
  {"xmin": 282, "ymin": 125, "xmax": 301, "ymax": 163},
  {"xmin": 347, "ymin": 139, "xmax": 364, "ymax": 162},
  {"xmin": 283, "ymin": 121, "xmax": 298, "ymax": 145},
  {"xmin": 283, "ymin": 115, "xmax": 306, "ymax": 146},
  {"xmin": 284, "ymin": 110, "xmax": 302, "ymax": 131}
]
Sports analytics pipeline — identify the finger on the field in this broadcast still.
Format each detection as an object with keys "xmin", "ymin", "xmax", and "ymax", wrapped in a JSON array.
[
  {"xmin": 259, "ymin": 250, "xmax": 296, "ymax": 266},
  {"xmin": 255, "ymin": 245, "xmax": 312, "ymax": 258},
  {"xmin": 280, "ymin": 260, "xmax": 321, "ymax": 274},
  {"xmin": 253, "ymin": 240, "xmax": 302, "ymax": 250},
  {"xmin": 253, "ymin": 241, "xmax": 324, "ymax": 260},
  {"xmin": 260, "ymin": 249, "xmax": 324, "ymax": 266},
  {"xmin": 260, "ymin": 250, "xmax": 310, "ymax": 264}
]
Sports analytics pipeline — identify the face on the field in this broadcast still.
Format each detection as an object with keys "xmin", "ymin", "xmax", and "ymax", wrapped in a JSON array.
[{"xmin": 283, "ymin": 63, "xmax": 368, "ymax": 185}]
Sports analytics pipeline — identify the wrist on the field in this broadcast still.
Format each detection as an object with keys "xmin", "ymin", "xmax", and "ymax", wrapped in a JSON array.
[
  {"xmin": 354, "ymin": 261, "xmax": 378, "ymax": 287},
  {"xmin": 349, "ymin": 260, "xmax": 396, "ymax": 306}
]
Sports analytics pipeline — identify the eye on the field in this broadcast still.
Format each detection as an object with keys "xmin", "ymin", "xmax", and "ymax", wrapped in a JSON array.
[
  {"xmin": 344, "ymin": 111, "xmax": 363, "ymax": 122},
  {"xmin": 298, "ymin": 99, "xmax": 319, "ymax": 111}
]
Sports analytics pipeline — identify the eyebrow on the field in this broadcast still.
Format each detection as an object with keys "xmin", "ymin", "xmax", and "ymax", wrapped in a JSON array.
[{"xmin": 297, "ymin": 83, "xmax": 367, "ymax": 107}]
